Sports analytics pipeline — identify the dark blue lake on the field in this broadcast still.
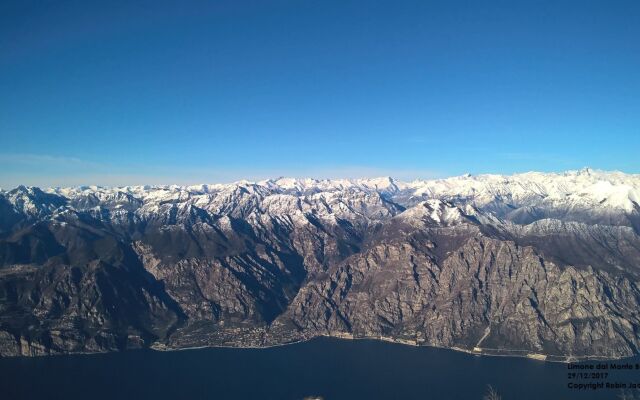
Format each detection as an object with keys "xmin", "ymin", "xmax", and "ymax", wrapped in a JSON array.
[{"xmin": 1, "ymin": 337, "xmax": 638, "ymax": 399}]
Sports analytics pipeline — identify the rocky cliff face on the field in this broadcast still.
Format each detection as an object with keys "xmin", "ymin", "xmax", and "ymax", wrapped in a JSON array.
[{"xmin": 1, "ymin": 169, "xmax": 640, "ymax": 360}]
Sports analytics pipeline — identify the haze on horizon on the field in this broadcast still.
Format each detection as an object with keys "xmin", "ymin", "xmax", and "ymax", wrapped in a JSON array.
[{"xmin": 1, "ymin": 1, "xmax": 639, "ymax": 188}]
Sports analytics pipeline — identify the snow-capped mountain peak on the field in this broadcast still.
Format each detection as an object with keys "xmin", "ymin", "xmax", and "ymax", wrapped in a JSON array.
[{"xmin": 1, "ymin": 169, "xmax": 638, "ymax": 231}]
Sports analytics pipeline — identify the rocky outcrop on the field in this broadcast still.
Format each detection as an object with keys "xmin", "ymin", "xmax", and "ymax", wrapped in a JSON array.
[{"xmin": 272, "ymin": 234, "xmax": 640, "ymax": 359}]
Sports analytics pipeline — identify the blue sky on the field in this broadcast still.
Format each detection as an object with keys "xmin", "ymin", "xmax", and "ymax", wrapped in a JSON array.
[{"xmin": 1, "ymin": 0, "xmax": 639, "ymax": 187}]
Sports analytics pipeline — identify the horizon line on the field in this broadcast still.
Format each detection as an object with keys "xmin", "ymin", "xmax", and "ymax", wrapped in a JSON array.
[{"xmin": 2, "ymin": 167, "xmax": 640, "ymax": 192}]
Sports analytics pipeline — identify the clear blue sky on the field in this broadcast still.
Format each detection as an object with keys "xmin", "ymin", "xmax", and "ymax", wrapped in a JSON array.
[{"xmin": 1, "ymin": 0, "xmax": 639, "ymax": 187}]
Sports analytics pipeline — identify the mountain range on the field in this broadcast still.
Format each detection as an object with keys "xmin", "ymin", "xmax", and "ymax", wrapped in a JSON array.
[{"xmin": 1, "ymin": 168, "xmax": 640, "ymax": 361}]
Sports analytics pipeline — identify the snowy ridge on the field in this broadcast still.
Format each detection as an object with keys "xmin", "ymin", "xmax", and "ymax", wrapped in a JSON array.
[
  {"xmin": 407, "ymin": 168, "xmax": 640, "ymax": 212},
  {"xmin": 0, "ymin": 169, "xmax": 638, "ymax": 231},
  {"xmin": 41, "ymin": 168, "xmax": 639, "ymax": 205}
]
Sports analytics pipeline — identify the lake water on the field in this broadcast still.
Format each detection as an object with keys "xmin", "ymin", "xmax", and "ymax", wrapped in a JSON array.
[{"xmin": 1, "ymin": 337, "xmax": 638, "ymax": 399}]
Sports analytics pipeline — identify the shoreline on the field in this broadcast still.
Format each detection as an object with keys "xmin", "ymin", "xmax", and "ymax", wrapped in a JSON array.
[
  {"xmin": 148, "ymin": 333, "xmax": 629, "ymax": 364},
  {"xmin": 1, "ymin": 332, "xmax": 633, "ymax": 363}
]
